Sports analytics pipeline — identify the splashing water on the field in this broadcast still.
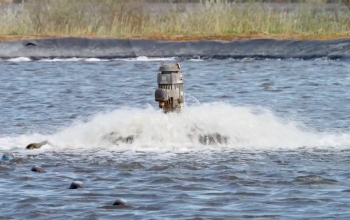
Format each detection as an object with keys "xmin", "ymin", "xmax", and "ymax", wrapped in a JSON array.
[
  {"xmin": 1, "ymin": 102, "xmax": 349, "ymax": 153},
  {"xmin": 184, "ymin": 93, "xmax": 201, "ymax": 107}
]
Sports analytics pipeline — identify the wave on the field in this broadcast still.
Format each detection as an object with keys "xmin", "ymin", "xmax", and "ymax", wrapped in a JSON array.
[
  {"xmin": 7, "ymin": 57, "xmax": 31, "ymax": 62},
  {"xmin": 117, "ymin": 56, "xmax": 177, "ymax": 61}
]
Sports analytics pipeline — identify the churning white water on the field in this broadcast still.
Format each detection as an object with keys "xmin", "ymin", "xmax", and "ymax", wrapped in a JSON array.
[
  {"xmin": 1, "ymin": 58, "xmax": 350, "ymax": 153},
  {"xmin": 1, "ymin": 102, "xmax": 349, "ymax": 153}
]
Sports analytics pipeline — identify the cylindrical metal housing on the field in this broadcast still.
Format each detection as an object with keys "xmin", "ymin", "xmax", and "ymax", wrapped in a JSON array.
[{"xmin": 155, "ymin": 62, "xmax": 184, "ymax": 113}]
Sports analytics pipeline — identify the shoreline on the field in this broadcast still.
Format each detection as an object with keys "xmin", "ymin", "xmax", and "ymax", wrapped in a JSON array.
[
  {"xmin": 1, "ymin": 35, "xmax": 350, "ymax": 60},
  {"xmin": 1, "ymin": 34, "xmax": 350, "ymax": 42}
]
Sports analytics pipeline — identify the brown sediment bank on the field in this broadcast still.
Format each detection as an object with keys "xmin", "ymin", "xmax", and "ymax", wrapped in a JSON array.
[{"xmin": 1, "ymin": 33, "xmax": 350, "ymax": 43}]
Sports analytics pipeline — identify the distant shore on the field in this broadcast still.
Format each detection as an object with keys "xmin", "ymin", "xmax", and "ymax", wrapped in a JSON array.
[
  {"xmin": 1, "ymin": 1, "xmax": 350, "ymax": 42},
  {"xmin": 1, "ymin": 37, "xmax": 350, "ymax": 60},
  {"xmin": 1, "ymin": 0, "xmax": 350, "ymax": 60},
  {"xmin": 1, "ymin": 33, "xmax": 350, "ymax": 43}
]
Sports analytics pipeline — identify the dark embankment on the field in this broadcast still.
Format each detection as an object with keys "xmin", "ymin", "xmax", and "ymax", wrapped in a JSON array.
[{"xmin": 1, "ymin": 37, "xmax": 350, "ymax": 60}]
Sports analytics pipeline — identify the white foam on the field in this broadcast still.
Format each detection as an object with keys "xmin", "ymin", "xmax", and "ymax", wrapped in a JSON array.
[
  {"xmin": 189, "ymin": 58, "xmax": 204, "ymax": 62},
  {"xmin": 7, "ymin": 57, "xmax": 31, "ymax": 62},
  {"xmin": 1, "ymin": 102, "xmax": 350, "ymax": 153},
  {"xmin": 85, "ymin": 58, "xmax": 108, "ymax": 62},
  {"xmin": 40, "ymin": 58, "xmax": 108, "ymax": 62},
  {"xmin": 0, "ymin": 57, "xmax": 338, "ymax": 64},
  {"xmin": 37, "ymin": 56, "xmax": 174, "ymax": 62},
  {"xmin": 1, "ymin": 56, "xmax": 176, "ymax": 63},
  {"xmin": 40, "ymin": 57, "xmax": 83, "ymax": 62},
  {"xmin": 118, "ymin": 56, "xmax": 176, "ymax": 62}
]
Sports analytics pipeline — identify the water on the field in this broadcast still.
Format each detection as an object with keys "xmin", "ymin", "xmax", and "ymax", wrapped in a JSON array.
[{"xmin": 1, "ymin": 57, "xmax": 350, "ymax": 219}]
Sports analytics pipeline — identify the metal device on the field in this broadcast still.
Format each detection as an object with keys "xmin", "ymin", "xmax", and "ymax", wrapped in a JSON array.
[
  {"xmin": 155, "ymin": 62, "xmax": 184, "ymax": 113},
  {"xmin": 25, "ymin": 62, "xmax": 229, "ymax": 150}
]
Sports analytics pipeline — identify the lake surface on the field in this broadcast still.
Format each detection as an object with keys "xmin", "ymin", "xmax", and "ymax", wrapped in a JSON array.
[{"xmin": 1, "ymin": 57, "xmax": 350, "ymax": 219}]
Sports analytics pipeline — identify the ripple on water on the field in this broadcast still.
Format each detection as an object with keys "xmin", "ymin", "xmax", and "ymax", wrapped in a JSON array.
[
  {"xmin": 151, "ymin": 177, "xmax": 176, "ymax": 184},
  {"xmin": 117, "ymin": 162, "xmax": 145, "ymax": 170},
  {"xmin": 218, "ymin": 175, "xmax": 239, "ymax": 181},
  {"xmin": 294, "ymin": 175, "xmax": 338, "ymax": 185},
  {"xmin": 2, "ymin": 59, "xmax": 350, "ymax": 218}
]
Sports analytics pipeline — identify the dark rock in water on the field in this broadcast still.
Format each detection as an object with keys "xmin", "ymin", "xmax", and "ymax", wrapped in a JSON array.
[
  {"xmin": 115, "ymin": 135, "xmax": 134, "ymax": 144},
  {"xmin": 2, "ymin": 153, "xmax": 14, "ymax": 161},
  {"xmin": 107, "ymin": 132, "xmax": 135, "ymax": 145},
  {"xmin": 106, "ymin": 131, "xmax": 229, "ymax": 146},
  {"xmin": 69, "ymin": 181, "xmax": 84, "ymax": 189},
  {"xmin": 26, "ymin": 141, "xmax": 48, "ymax": 149},
  {"xmin": 198, "ymin": 133, "xmax": 229, "ymax": 145},
  {"xmin": 113, "ymin": 198, "xmax": 127, "ymax": 206},
  {"xmin": 31, "ymin": 166, "xmax": 45, "ymax": 173}
]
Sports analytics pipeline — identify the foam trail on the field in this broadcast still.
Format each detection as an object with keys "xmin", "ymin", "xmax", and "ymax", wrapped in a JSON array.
[
  {"xmin": 1, "ymin": 102, "xmax": 350, "ymax": 153},
  {"xmin": 85, "ymin": 58, "xmax": 108, "ymax": 62},
  {"xmin": 0, "ymin": 133, "xmax": 48, "ymax": 151},
  {"xmin": 40, "ymin": 58, "xmax": 108, "ymax": 62},
  {"xmin": 40, "ymin": 58, "xmax": 83, "ymax": 62},
  {"xmin": 118, "ymin": 56, "xmax": 176, "ymax": 62},
  {"xmin": 7, "ymin": 57, "xmax": 31, "ymax": 62},
  {"xmin": 189, "ymin": 58, "xmax": 204, "ymax": 62}
]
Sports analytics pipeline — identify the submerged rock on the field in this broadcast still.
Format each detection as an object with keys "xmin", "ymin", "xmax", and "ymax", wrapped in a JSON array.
[
  {"xmin": 113, "ymin": 198, "xmax": 127, "ymax": 206},
  {"xmin": 198, "ymin": 133, "xmax": 229, "ymax": 145},
  {"xmin": 69, "ymin": 181, "xmax": 84, "ymax": 189},
  {"xmin": 31, "ymin": 166, "xmax": 45, "ymax": 173},
  {"xmin": 26, "ymin": 141, "xmax": 48, "ymax": 150},
  {"xmin": 2, "ymin": 153, "xmax": 14, "ymax": 161},
  {"xmin": 106, "ymin": 132, "xmax": 135, "ymax": 145},
  {"xmin": 106, "ymin": 131, "xmax": 229, "ymax": 146}
]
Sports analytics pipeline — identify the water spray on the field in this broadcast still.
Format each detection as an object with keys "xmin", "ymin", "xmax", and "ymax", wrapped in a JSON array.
[
  {"xmin": 155, "ymin": 62, "xmax": 227, "ymax": 144},
  {"xmin": 25, "ymin": 61, "xmax": 228, "ymax": 149}
]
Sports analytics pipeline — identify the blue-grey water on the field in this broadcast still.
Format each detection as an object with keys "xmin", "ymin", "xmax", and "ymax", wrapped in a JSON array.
[{"xmin": 1, "ymin": 57, "xmax": 350, "ymax": 219}]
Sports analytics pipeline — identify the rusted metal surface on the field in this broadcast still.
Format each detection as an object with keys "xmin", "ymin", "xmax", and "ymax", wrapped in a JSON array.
[
  {"xmin": 155, "ymin": 62, "xmax": 184, "ymax": 114},
  {"xmin": 159, "ymin": 63, "xmax": 181, "ymax": 72}
]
